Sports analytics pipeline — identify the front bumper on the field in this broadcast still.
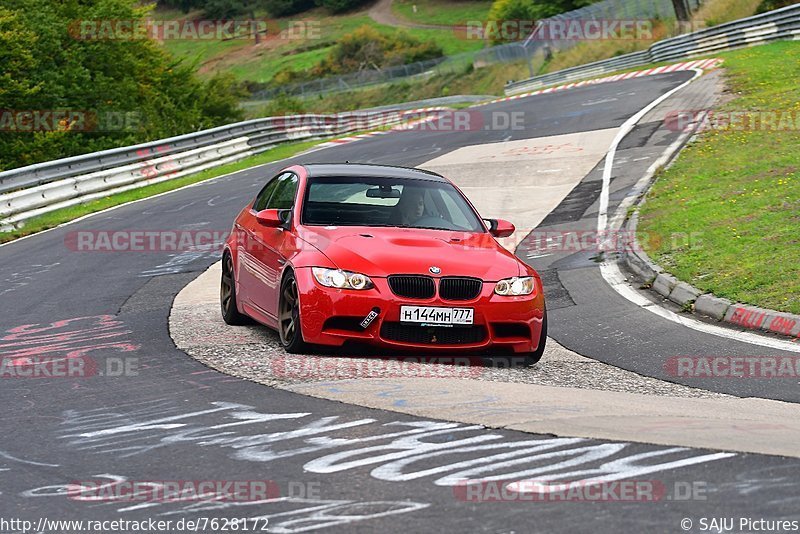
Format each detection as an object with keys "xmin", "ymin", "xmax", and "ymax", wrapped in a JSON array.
[{"xmin": 295, "ymin": 268, "xmax": 545, "ymax": 353}]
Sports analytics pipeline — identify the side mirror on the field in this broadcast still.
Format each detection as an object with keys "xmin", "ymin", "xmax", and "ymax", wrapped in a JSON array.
[
  {"xmin": 255, "ymin": 209, "xmax": 285, "ymax": 227},
  {"xmin": 486, "ymin": 218, "xmax": 515, "ymax": 238}
]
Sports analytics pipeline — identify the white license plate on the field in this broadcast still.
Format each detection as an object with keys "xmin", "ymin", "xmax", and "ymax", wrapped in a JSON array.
[{"xmin": 400, "ymin": 306, "xmax": 474, "ymax": 326}]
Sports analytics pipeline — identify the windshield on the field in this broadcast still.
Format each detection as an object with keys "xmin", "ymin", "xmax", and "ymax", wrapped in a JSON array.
[{"xmin": 302, "ymin": 176, "xmax": 485, "ymax": 232}]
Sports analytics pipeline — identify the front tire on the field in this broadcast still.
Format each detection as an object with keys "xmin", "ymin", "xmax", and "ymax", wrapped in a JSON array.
[
  {"xmin": 221, "ymin": 252, "xmax": 252, "ymax": 326},
  {"xmin": 278, "ymin": 271, "xmax": 309, "ymax": 353}
]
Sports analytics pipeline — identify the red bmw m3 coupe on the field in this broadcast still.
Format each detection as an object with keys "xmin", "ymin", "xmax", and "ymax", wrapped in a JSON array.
[{"xmin": 221, "ymin": 163, "xmax": 547, "ymax": 364}]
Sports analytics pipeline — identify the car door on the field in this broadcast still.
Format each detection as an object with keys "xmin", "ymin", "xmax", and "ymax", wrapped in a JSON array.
[
  {"xmin": 248, "ymin": 172, "xmax": 299, "ymax": 317},
  {"xmin": 237, "ymin": 173, "xmax": 283, "ymax": 313}
]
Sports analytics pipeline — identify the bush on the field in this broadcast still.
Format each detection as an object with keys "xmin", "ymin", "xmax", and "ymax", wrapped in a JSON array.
[
  {"xmin": 255, "ymin": 94, "xmax": 308, "ymax": 117},
  {"xmin": 487, "ymin": 0, "xmax": 599, "ymax": 43},
  {"xmin": 269, "ymin": 67, "xmax": 306, "ymax": 86},
  {"xmin": 757, "ymin": 0, "xmax": 800, "ymax": 12},
  {"xmin": 315, "ymin": 0, "xmax": 372, "ymax": 13},
  {"xmin": 265, "ymin": 25, "xmax": 443, "ymax": 85},
  {"xmin": 203, "ymin": 0, "xmax": 252, "ymax": 18},
  {"xmin": 157, "ymin": 0, "xmax": 204, "ymax": 12},
  {"xmin": 264, "ymin": 0, "xmax": 316, "ymax": 16},
  {"xmin": 314, "ymin": 25, "xmax": 443, "ymax": 76}
]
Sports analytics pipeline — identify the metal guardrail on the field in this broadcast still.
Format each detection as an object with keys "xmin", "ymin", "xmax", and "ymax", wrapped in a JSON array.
[
  {"xmin": 505, "ymin": 4, "xmax": 800, "ymax": 94},
  {"xmin": 240, "ymin": 94, "xmax": 494, "ymax": 113},
  {"xmin": 0, "ymin": 117, "xmax": 338, "ymax": 194},
  {"xmin": 0, "ymin": 107, "xmax": 449, "ymax": 231}
]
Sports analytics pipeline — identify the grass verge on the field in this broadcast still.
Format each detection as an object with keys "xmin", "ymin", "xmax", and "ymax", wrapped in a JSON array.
[
  {"xmin": 244, "ymin": 59, "xmax": 532, "ymax": 118},
  {"xmin": 692, "ymin": 0, "xmax": 764, "ymax": 27},
  {"xmin": 392, "ymin": 0, "xmax": 492, "ymax": 26},
  {"xmin": 157, "ymin": 7, "xmax": 484, "ymax": 84},
  {"xmin": 637, "ymin": 41, "xmax": 800, "ymax": 314},
  {"xmin": 0, "ymin": 138, "xmax": 325, "ymax": 245}
]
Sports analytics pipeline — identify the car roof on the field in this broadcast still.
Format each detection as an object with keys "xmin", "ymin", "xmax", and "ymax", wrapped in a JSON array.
[{"xmin": 301, "ymin": 163, "xmax": 447, "ymax": 182}]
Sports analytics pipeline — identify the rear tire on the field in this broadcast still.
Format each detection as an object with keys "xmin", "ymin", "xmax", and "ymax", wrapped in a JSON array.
[
  {"xmin": 278, "ymin": 271, "xmax": 309, "ymax": 353},
  {"xmin": 221, "ymin": 253, "xmax": 252, "ymax": 326}
]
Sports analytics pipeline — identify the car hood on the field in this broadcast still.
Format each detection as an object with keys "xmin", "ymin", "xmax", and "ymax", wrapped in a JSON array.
[{"xmin": 298, "ymin": 225, "xmax": 522, "ymax": 281}]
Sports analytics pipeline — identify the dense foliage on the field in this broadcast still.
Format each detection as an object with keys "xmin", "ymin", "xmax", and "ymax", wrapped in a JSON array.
[
  {"xmin": 262, "ymin": 0, "xmax": 316, "ymax": 16},
  {"xmin": 158, "ymin": 0, "xmax": 204, "ymax": 11},
  {"xmin": 315, "ymin": 0, "xmax": 373, "ymax": 14},
  {"xmin": 756, "ymin": 0, "xmax": 800, "ymax": 12},
  {"xmin": 269, "ymin": 25, "xmax": 443, "ymax": 87},
  {"xmin": 0, "ymin": 0, "xmax": 243, "ymax": 171},
  {"xmin": 159, "ymin": 0, "xmax": 374, "ymax": 17},
  {"xmin": 317, "ymin": 25, "xmax": 443, "ymax": 74},
  {"xmin": 487, "ymin": 0, "xmax": 600, "ymax": 42}
]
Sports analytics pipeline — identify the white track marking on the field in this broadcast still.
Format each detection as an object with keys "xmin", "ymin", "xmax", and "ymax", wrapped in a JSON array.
[
  {"xmin": 601, "ymin": 261, "xmax": 800, "ymax": 353},
  {"xmin": 597, "ymin": 69, "xmax": 800, "ymax": 353},
  {"xmin": 597, "ymin": 68, "xmax": 703, "ymax": 242}
]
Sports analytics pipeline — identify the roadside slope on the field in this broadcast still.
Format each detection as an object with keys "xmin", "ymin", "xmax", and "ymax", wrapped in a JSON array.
[{"xmin": 637, "ymin": 42, "xmax": 800, "ymax": 316}]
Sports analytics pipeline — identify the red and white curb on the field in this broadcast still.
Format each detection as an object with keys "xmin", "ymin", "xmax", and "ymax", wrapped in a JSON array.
[
  {"xmin": 487, "ymin": 58, "xmax": 723, "ymax": 106},
  {"xmin": 313, "ymin": 107, "xmax": 451, "ymax": 149},
  {"xmin": 312, "ymin": 60, "xmax": 723, "ymax": 150},
  {"xmin": 314, "ymin": 130, "xmax": 391, "ymax": 149}
]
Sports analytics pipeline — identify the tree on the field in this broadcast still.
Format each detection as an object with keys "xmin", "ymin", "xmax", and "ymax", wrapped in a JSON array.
[
  {"xmin": 157, "ymin": 0, "xmax": 204, "ymax": 12},
  {"xmin": 313, "ymin": 25, "xmax": 443, "ymax": 76},
  {"xmin": 263, "ymin": 0, "xmax": 316, "ymax": 17},
  {"xmin": 487, "ymin": 0, "xmax": 602, "ymax": 43},
  {"xmin": 0, "ymin": 0, "xmax": 243, "ymax": 171},
  {"xmin": 203, "ymin": 0, "xmax": 254, "ymax": 19},
  {"xmin": 315, "ymin": 0, "xmax": 372, "ymax": 14}
]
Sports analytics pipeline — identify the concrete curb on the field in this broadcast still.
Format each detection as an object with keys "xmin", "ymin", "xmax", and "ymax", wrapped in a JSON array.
[{"xmin": 623, "ymin": 208, "xmax": 800, "ymax": 340}]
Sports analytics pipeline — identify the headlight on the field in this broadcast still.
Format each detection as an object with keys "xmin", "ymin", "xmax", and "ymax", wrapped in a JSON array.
[
  {"xmin": 312, "ymin": 267, "xmax": 374, "ymax": 290},
  {"xmin": 494, "ymin": 276, "xmax": 535, "ymax": 296}
]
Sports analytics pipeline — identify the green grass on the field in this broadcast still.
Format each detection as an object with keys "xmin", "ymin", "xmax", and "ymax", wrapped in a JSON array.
[
  {"xmin": 0, "ymin": 139, "xmax": 324, "ymax": 244},
  {"xmin": 380, "ymin": 24, "xmax": 484, "ymax": 56},
  {"xmin": 166, "ymin": 37, "xmax": 249, "ymax": 69},
  {"xmin": 692, "ymin": 0, "xmax": 763, "ymax": 27},
  {"xmin": 392, "ymin": 0, "xmax": 493, "ymax": 26},
  {"xmin": 637, "ymin": 41, "xmax": 800, "ymax": 314},
  {"xmin": 243, "ymin": 58, "xmax": 534, "ymax": 117},
  {"xmin": 158, "ymin": 8, "xmax": 484, "ymax": 84},
  {"xmin": 228, "ymin": 44, "xmax": 333, "ymax": 83},
  {"xmin": 159, "ymin": 9, "xmax": 366, "ymax": 80}
]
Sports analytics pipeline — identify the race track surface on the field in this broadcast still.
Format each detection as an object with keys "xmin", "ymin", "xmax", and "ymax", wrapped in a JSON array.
[{"xmin": 2, "ymin": 71, "xmax": 799, "ymax": 533}]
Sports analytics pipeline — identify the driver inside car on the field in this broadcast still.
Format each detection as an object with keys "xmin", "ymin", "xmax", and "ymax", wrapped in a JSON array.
[{"xmin": 391, "ymin": 187, "xmax": 426, "ymax": 226}]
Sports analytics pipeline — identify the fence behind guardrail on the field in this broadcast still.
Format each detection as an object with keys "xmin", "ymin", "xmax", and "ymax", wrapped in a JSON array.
[{"xmin": 505, "ymin": 4, "xmax": 800, "ymax": 94}]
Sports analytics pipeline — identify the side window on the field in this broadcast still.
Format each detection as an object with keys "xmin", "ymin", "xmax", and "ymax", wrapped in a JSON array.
[
  {"xmin": 267, "ymin": 173, "xmax": 299, "ymax": 210},
  {"xmin": 253, "ymin": 173, "xmax": 285, "ymax": 212}
]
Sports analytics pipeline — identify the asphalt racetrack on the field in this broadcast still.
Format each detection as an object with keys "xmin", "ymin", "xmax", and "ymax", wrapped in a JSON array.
[{"xmin": 2, "ymin": 71, "xmax": 799, "ymax": 533}]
